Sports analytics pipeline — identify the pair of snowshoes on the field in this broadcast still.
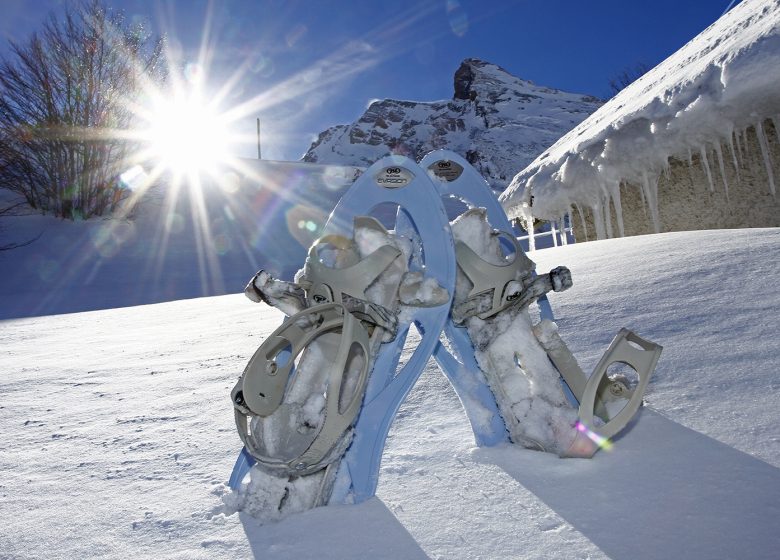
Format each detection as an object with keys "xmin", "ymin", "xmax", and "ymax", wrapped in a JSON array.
[{"xmin": 228, "ymin": 151, "xmax": 662, "ymax": 521}]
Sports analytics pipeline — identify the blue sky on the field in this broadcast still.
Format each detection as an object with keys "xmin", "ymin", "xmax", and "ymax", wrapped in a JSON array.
[{"xmin": 1, "ymin": 0, "xmax": 741, "ymax": 161}]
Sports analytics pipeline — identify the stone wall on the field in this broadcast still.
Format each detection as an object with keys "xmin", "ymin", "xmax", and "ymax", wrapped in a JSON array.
[{"xmin": 571, "ymin": 119, "xmax": 780, "ymax": 241}]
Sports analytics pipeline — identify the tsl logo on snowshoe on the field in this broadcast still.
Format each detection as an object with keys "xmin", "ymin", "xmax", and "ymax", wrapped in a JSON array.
[
  {"xmin": 428, "ymin": 159, "xmax": 464, "ymax": 182},
  {"xmin": 374, "ymin": 166, "xmax": 414, "ymax": 188}
]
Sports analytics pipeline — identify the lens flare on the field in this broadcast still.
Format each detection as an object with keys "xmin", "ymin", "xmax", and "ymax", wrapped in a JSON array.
[{"xmin": 575, "ymin": 421, "xmax": 614, "ymax": 451}]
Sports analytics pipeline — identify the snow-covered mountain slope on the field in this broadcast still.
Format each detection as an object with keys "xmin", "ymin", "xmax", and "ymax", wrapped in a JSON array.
[
  {"xmin": 501, "ymin": 0, "xmax": 780, "ymax": 227},
  {"xmin": 303, "ymin": 59, "xmax": 602, "ymax": 190},
  {"xmin": 0, "ymin": 160, "xmax": 358, "ymax": 320},
  {"xmin": 2, "ymin": 228, "xmax": 778, "ymax": 559}
]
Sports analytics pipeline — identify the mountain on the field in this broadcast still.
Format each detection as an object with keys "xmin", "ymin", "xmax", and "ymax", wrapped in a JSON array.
[{"xmin": 302, "ymin": 59, "xmax": 603, "ymax": 191}]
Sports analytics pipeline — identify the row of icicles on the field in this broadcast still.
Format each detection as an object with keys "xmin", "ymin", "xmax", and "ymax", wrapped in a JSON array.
[{"xmin": 528, "ymin": 117, "xmax": 779, "ymax": 245}]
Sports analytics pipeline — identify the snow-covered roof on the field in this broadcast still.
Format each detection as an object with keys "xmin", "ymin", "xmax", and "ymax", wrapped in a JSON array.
[{"xmin": 500, "ymin": 0, "xmax": 780, "ymax": 224}]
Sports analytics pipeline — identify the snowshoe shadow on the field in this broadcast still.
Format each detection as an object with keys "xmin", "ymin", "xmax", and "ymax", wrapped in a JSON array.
[
  {"xmin": 237, "ymin": 498, "xmax": 429, "ymax": 559},
  {"xmin": 473, "ymin": 407, "xmax": 780, "ymax": 560}
]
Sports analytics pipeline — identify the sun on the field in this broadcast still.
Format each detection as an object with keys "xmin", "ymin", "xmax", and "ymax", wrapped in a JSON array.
[{"xmin": 145, "ymin": 93, "xmax": 231, "ymax": 176}]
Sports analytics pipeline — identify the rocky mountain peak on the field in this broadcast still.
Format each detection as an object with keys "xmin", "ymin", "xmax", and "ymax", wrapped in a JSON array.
[
  {"xmin": 303, "ymin": 59, "xmax": 603, "ymax": 191},
  {"xmin": 454, "ymin": 58, "xmax": 518, "ymax": 100}
]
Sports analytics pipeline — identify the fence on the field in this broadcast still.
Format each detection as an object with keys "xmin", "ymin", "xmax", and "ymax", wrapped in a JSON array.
[{"xmin": 516, "ymin": 219, "xmax": 575, "ymax": 252}]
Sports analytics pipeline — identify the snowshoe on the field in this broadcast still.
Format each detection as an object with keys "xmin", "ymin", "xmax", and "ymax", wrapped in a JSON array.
[
  {"xmin": 421, "ymin": 149, "xmax": 662, "ymax": 457},
  {"xmin": 229, "ymin": 156, "xmax": 456, "ymax": 517}
]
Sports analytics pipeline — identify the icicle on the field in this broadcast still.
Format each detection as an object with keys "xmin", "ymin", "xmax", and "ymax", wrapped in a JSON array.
[
  {"xmin": 592, "ymin": 203, "xmax": 606, "ymax": 240},
  {"xmin": 641, "ymin": 171, "xmax": 661, "ymax": 233},
  {"xmin": 700, "ymin": 145, "xmax": 715, "ymax": 192},
  {"xmin": 772, "ymin": 115, "xmax": 780, "ymax": 146},
  {"xmin": 741, "ymin": 127, "xmax": 749, "ymax": 163},
  {"xmin": 755, "ymin": 120, "xmax": 776, "ymax": 196},
  {"xmin": 609, "ymin": 180, "xmax": 625, "ymax": 238},
  {"xmin": 559, "ymin": 212, "xmax": 568, "ymax": 246},
  {"xmin": 638, "ymin": 182, "xmax": 647, "ymax": 217},
  {"xmin": 527, "ymin": 216, "xmax": 536, "ymax": 252},
  {"xmin": 662, "ymin": 158, "xmax": 671, "ymax": 182},
  {"xmin": 713, "ymin": 141, "xmax": 730, "ymax": 201},
  {"xmin": 734, "ymin": 129, "xmax": 743, "ymax": 169},
  {"xmin": 727, "ymin": 130, "xmax": 741, "ymax": 185},
  {"xmin": 601, "ymin": 191, "xmax": 615, "ymax": 239},
  {"xmin": 686, "ymin": 147, "xmax": 696, "ymax": 185},
  {"xmin": 551, "ymin": 220, "xmax": 559, "ymax": 247},
  {"xmin": 574, "ymin": 203, "xmax": 588, "ymax": 242}
]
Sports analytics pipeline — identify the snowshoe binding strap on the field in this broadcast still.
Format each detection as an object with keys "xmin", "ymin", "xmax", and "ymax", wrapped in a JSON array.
[
  {"xmin": 300, "ymin": 216, "xmax": 403, "ymax": 334},
  {"xmin": 231, "ymin": 302, "xmax": 371, "ymax": 476},
  {"xmin": 453, "ymin": 235, "xmax": 571, "ymax": 323}
]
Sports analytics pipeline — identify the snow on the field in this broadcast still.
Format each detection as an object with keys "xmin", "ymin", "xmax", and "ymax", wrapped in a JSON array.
[
  {"xmin": 2, "ymin": 220, "xmax": 779, "ymax": 558},
  {"xmin": 501, "ymin": 0, "xmax": 780, "ymax": 232}
]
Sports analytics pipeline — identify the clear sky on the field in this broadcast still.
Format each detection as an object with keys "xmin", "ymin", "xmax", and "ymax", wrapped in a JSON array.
[{"xmin": 1, "ymin": 0, "xmax": 742, "ymax": 161}]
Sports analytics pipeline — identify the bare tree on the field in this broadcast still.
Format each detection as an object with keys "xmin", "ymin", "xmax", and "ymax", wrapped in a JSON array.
[
  {"xmin": 0, "ymin": 0, "xmax": 165, "ymax": 219},
  {"xmin": 608, "ymin": 62, "xmax": 651, "ymax": 96}
]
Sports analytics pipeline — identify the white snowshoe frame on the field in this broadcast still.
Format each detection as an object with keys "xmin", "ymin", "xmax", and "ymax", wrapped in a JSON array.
[{"xmin": 229, "ymin": 150, "xmax": 662, "ymax": 505}]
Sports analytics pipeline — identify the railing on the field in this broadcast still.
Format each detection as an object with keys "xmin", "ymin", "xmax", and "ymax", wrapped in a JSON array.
[{"xmin": 517, "ymin": 222, "xmax": 575, "ymax": 252}]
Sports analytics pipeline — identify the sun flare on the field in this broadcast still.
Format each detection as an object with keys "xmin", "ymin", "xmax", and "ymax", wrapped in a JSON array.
[{"xmin": 145, "ymin": 94, "xmax": 231, "ymax": 176}]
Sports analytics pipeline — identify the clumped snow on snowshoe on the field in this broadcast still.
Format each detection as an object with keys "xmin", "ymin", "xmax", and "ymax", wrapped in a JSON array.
[
  {"xmin": 229, "ymin": 217, "xmax": 415, "ymax": 522},
  {"xmin": 450, "ymin": 208, "xmax": 589, "ymax": 455}
]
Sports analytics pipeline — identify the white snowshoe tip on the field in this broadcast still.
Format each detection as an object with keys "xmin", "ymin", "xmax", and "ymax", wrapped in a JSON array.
[{"xmin": 232, "ymin": 302, "xmax": 371, "ymax": 476}]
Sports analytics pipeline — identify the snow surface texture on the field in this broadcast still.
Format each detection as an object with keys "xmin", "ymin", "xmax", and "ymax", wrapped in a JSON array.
[
  {"xmin": 2, "ymin": 228, "xmax": 778, "ymax": 559},
  {"xmin": 304, "ymin": 59, "xmax": 602, "ymax": 191},
  {"xmin": 450, "ymin": 209, "xmax": 582, "ymax": 455},
  {"xmin": 501, "ymin": 0, "xmax": 780, "ymax": 234}
]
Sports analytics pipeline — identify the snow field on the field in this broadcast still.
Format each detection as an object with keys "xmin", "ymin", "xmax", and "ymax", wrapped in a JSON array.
[{"xmin": 1, "ymin": 228, "xmax": 778, "ymax": 558}]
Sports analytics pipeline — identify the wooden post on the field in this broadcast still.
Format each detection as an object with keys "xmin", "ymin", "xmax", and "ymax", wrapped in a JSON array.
[{"xmin": 256, "ymin": 118, "xmax": 261, "ymax": 160}]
